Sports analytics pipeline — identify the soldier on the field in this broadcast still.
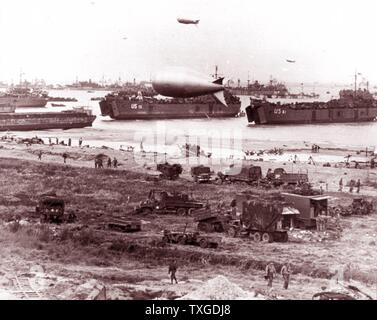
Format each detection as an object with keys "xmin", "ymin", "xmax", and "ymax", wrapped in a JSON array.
[
  {"xmin": 62, "ymin": 153, "xmax": 68, "ymax": 164},
  {"xmin": 107, "ymin": 158, "xmax": 112, "ymax": 168},
  {"xmin": 338, "ymin": 178, "xmax": 343, "ymax": 192},
  {"xmin": 48, "ymin": 137, "xmax": 52, "ymax": 145},
  {"xmin": 168, "ymin": 260, "xmax": 178, "ymax": 284},
  {"xmin": 349, "ymin": 180, "xmax": 354, "ymax": 193},
  {"xmin": 79, "ymin": 137, "xmax": 83, "ymax": 147},
  {"xmin": 68, "ymin": 138, "xmax": 72, "ymax": 147},
  {"xmin": 230, "ymin": 198, "xmax": 237, "ymax": 215},
  {"xmin": 281, "ymin": 262, "xmax": 292, "ymax": 290},
  {"xmin": 356, "ymin": 179, "xmax": 361, "ymax": 193},
  {"xmin": 98, "ymin": 158, "xmax": 103, "ymax": 169},
  {"xmin": 38, "ymin": 150, "xmax": 42, "ymax": 161},
  {"xmin": 265, "ymin": 262, "xmax": 276, "ymax": 288},
  {"xmin": 113, "ymin": 157, "xmax": 118, "ymax": 168}
]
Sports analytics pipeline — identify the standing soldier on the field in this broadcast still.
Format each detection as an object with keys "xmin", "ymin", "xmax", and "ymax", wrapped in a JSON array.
[
  {"xmin": 56, "ymin": 137, "xmax": 59, "ymax": 145},
  {"xmin": 62, "ymin": 153, "xmax": 68, "ymax": 164},
  {"xmin": 349, "ymin": 180, "xmax": 354, "ymax": 193},
  {"xmin": 79, "ymin": 137, "xmax": 83, "ymax": 147},
  {"xmin": 338, "ymin": 178, "xmax": 343, "ymax": 192},
  {"xmin": 168, "ymin": 259, "xmax": 178, "ymax": 284},
  {"xmin": 68, "ymin": 138, "xmax": 72, "ymax": 147},
  {"xmin": 107, "ymin": 158, "xmax": 112, "ymax": 168},
  {"xmin": 113, "ymin": 157, "xmax": 118, "ymax": 168},
  {"xmin": 356, "ymin": 179, "xmax": 361, "ymax": 193},
  {"xmin": 48, "ymin": 137, "xmax": 52, "ymax": 145},
  {"xmin": 265, "ymin": 262, "xmax": 276, "ymax": 288},
  {"xmin": 281, "ymin": 262, "xmax": 292, "ymax": 290},
  {"xmin": 38, "ymin": 150, "xmax": 42, "ymax": 161}
]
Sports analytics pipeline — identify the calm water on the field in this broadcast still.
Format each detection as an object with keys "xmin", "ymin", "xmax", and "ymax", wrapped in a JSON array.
[{"xmin": 7, "ymin": 87, "xmax": 377, "ymax": 156}]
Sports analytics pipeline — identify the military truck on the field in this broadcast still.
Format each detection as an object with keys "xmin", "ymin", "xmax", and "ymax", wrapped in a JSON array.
[
  {"xmin": 191, "ymin": 165, "xmax": 213, "ymax": 183},
  {"xmin": 268, "ymin": 168, "xmax": 308, "ymax": 186},
  {"xmin": 162, "ymin": 229, "xmax": 220, "ymax": 248},
  {"xmin": 36, "ymin": 194, "xmax": 76, "ymax": 224},
  {"xmin": 157, "ymin": 162, "xmax": 183, "ymax": 180},
  {"xmin": 228, "ymin": 193, "xmax": 299, "ymax": 242},
  {"xmin": 217, "ymin": 165, "xmax": 263, "ymax": 185},
  {"xmin": 332, "ymin": 197, "xmax": 374, "ymax": 216},
  {"xmin": 134, "ymin": 189, "xmax": 204, "ymax": 215}
]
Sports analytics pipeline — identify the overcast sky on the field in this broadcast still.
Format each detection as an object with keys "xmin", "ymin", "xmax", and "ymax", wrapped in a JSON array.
[{"xmin": 1, "ymin": 0, "xmax": 377, "ymax": 85}]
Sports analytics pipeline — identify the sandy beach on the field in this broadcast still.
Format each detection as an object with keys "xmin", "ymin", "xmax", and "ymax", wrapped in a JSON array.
[{"xmin": 0, "ymin": 134, "xmax": 377, "ymax": 300}]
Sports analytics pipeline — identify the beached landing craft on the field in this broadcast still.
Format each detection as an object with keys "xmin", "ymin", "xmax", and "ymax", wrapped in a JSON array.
[
  {"xmin": 246, "ymin": 89, "xmax": 377, "ymax": 125},
  {"xmin": 0, "ymin": 103, "xmax": 95, "ymax": 131},
  {"xmin": 0, "ymin": 87, "xmax": 48, "ymax": 108},
  {"xmin": 99, "ymin": 68, "xmax": 241, "ymax": 119}
]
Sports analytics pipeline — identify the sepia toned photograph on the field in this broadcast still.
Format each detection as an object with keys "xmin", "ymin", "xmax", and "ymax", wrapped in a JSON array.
[{"xmin": 0, "ymin": 0, "xmax": 377, "ymax": 303}]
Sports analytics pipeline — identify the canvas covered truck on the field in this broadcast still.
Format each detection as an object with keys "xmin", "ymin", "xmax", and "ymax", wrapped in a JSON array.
[
  {"xmin": 36, "ymin": 193, "xmax": 77, "ymax": 224},
  {"xmin": 228, "ymin": 193, "xmax": 299, "ymax": 242},
  {"xmin": 282, "ymin": 192, "xmax": 331, "ymax": 228},
  {"xmin": 268, "ymin": 168, "xmax": 308, "ymax": 186},
  {"xmin": 134, "ymin": 189, "xmax": 204, "ymax": 215},
  {"xmin": 217, "ymin": 165, "xmax": 263, "ymax": 185},
  {"xmin": 191, "ymin": 165, "xmax": 213, "ymax": 183},
  {"xmin": 157, "ymin": 163, "xmax": 183, "ymax": 180}
]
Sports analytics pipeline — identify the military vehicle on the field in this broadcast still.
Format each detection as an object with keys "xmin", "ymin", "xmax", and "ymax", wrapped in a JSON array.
[
  {"xmin": 332, "ymin": 197, "xmax": 374, "ymax": 216},
  {"xmin": 194, "ymin": 211, "xmax": 233, "ymax": 232},
  {"xmin": 162, "ymin": 229, "xmax": 220, "ymax": 248},
  {"xmin": 268, "ymin": 168, "xmax": 308, "ymax": 186},
  {"xmin": 134, "ymin": 189, "xmax": 204, "ymax": 215},
  {"xmin": 228, "ymin": 193, "xmax": 299, "ymax": 242},
  {"xmin": 217, "ymin": 165, "xmax": 263, "ymax": 185},
  {"xmin": 36, "ymin": 194, "xmax": 76, "ymax": 224},
  {"xmin": 157, "ymin": 163, "xmax": 183, "ymax": 180},
  {"xmin": 191, "ymin": 165, "xmax": 213, "ymax": 183}
]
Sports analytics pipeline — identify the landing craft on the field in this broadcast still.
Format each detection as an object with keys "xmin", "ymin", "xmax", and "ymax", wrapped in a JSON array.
[
  {"xmin": 177, "ymin": 18, "xmax": 200, "ymax": 25},
  {"xmin": 286, "ymin": 59, "xmax": 296, "ymax": 63},
  {"xmin": 152, "ymin": 68, "xmax": 227, "ymax": 106}
]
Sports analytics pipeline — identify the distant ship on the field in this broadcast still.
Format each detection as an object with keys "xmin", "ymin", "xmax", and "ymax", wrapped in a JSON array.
[
  {"xmin": 246, "ymin": 89, "xmax": 377, "ymax": 125},
  {"xmin": 0, "ymin": 87, "xmax": 48, "ymax": 108},
  {"xmin": 0, "ymin": 104, "xmax": 95, "ymax": 131},
  {"xmin": 99, "ymin": 90, "xmax": 241, "ymax": 120},
  {"xmin": 229, "ymin": 79, "xmax": 289, "ymax": 98}
]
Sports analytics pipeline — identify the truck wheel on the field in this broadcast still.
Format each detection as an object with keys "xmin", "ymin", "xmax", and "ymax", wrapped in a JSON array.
[
  {"xmin": 227, "ymin": 227, "xmax": 237, "ymax": 237},
  {"xmin": 253, "ymin": 232, "xmax": 261, "ymax": 242},
  {"xmin": 262, "ymin": 232, "xmax": 272, "ymax": 243},
  {"xmin": 199, "ymin": 238, "xmax": 209, "ymax": 248},
  {"xmin": 177, "ymin": 208, "xmax": 187, "ymax": 216}
]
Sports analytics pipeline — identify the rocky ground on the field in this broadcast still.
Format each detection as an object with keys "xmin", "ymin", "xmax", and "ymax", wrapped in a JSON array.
[{"xmin": 0, "ymin": 138, "xmax": 377, "ymax": 300}]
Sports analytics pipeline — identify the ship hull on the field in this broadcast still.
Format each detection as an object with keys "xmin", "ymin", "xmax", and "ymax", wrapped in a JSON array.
[
  {"xmin": 246, "ymin": 102, "xmax": 377, "ymax": 125},
  {"xmin": 0, "ymin": 112, "xmax": 96, "ymax": 131},
  {"xmin": 0, "ymin": 97, "xmax": 48, "ymax": 108},
  {"xmin": 100, "ymin": 99, "xmax": 241, "ymax": 120}
]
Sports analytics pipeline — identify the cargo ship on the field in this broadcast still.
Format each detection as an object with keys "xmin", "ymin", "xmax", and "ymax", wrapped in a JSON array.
[
  {"xmin": 246, "ymin": 89, "xmax": 377, "ymax": 125},
  {"xmin": 99, "ymin": 90, "xmax": 241, "ymax": 120},
  {"xmin": 0, "ymin": 87, "xmax": 48, "ymax": 108},
  {"xmin": 0, "ymin": 104, "xmax": 96, "ymax": 131}
]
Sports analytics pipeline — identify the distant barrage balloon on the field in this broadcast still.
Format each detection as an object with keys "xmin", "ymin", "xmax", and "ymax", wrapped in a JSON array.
[{"xmin": 177, "ymin": 18, "xmax": 200, "ymax": 25}]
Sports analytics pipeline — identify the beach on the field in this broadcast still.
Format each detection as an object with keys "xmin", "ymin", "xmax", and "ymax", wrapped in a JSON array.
[{"xmin": 1, "ymin": 135, "xmax": 377, "ymax": 300}]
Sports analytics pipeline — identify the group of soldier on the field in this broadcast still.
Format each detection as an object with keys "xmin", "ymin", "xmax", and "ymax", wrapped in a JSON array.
[
  {"xmin": 338, "ymin": 178, "xmax": 361, "ymax": 193},
  {"xmin": 167, "ymin": 259, "xmax": 292, "ymax": 291},
  {"xmin": 94, "ymin": 157, "xmax": 118, "ymax": 169}
]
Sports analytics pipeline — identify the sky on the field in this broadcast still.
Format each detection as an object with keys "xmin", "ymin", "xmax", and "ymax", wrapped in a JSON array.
[{"xmin": 1, "ymin": 0, "xmax": 377, "ymax": 85}]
